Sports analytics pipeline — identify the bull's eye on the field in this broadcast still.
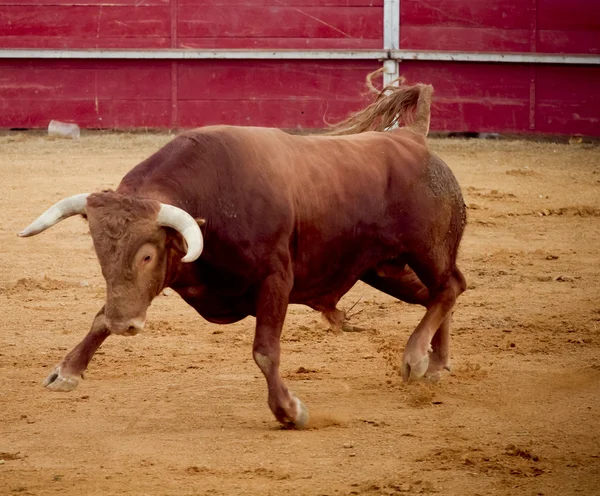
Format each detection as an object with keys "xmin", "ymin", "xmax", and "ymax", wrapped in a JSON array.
[{"xmin": 143, "ymin": 255, "xmax": 152, "ymax": 263}]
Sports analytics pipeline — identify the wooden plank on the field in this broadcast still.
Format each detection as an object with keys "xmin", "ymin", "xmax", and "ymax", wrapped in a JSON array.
[
  {"xmin": 97, "ymin": 99, "xmax": 171, "ymax": 128},
  {"xmin": 177, "ymin": 37, "xmax": 381, "ymax": 50},
  {"xmin": 0, "ymin": 98, "xmax": 171, "ymax": 128},
  {"xmin": 431, "ymin": 101, "xmax": 530, "ymax": 133},
  {"xmin": 0, "ymin": 60, "xmax": 171, "ymax": 100},
  {"xmin": 0, "ymin": 59, "xmax": 377, "ymax": 129},
  {"xmin": 400, "ymin": 61, "xmax": 531, "ymax": 132},
  {"xmin": 177, "ymin": 0, "xmax": 383, "ymax": 6},
  {"xmin": 1, "ymin": 56, "xmax": 597, "ymax": 134},
  {"xmin": 0, "ymin": 36, "xmax": 171, "ymax": 49},
  {"xmin": 177, "ymin": 99, "xmax": 368, "ymax": 129},
  {"xmin": 0, "ymin": 1, "xmax": 168, "ymax": 5},
  {"xmin": 537, "ymin": 0, "xmax": 600, "ymax": 54},
  {"xmin": 177, "ymin": 5, "xmax": 381, "ymax": 40},
  {"xmin": 537, "ymin": 0, "xmax": 600, "ymax": 31},
  {"xmin": 535, "ymin": 65, "xmax": 600, "ymax": 135},
  {"xmin": 400, "ymin": 26, "xmax": 530, "ymax": 52},
  {"xmin": 0, "ymin": 6, "xmax": 170, "ymax": 38},
  {"xmin": 399, "ymin": 61, "xmax": 531, "ymax": 100},
  {"xmin": 177, "ymin": 60, "xmax": 379, "ymax": 100},
  {"xmin": 0, "ymin": 0, "xmax": 380, "ymax": 4},
  {"xmin": 401, "ymin": 0, "xmax": 530, "ymax": 30},
  {"xmin": 535, "ymin": 102, "xmax": 600, "ymax": 136},
  {"xmin": 538, "ymin": 30, "xmax": 600, "ymax": 54}
]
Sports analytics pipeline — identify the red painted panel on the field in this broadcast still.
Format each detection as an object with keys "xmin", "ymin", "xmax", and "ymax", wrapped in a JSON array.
[
  {"xmin": 177, "ymin": 0, "xmax": 383, "ymax": 5},
  {"xmin": 0, "ymin": 6, "xmax": 170, "ymax": 45},
  {"xmin": 0, "ymin": 36, "xmax": 171, "ymax": 49},
  {"xmin": 537, "ymin": 0, "xmax": 600, "ymax": 31},
  {"xmin": 0, "ymin": 98, "xmax": 171, "ymax": 129},
  {"xmin": 94, "ymin": 100, "xmax": 171, "ymax": 128},
  {"xmin": 0, "ymin": 59, "xmax": 172, "ymax": 128},
  {"xmin": 0, "ymin": 0, "xmax": 597, "ymax": 135},
  {"xmin": 431, "ymin": 101, "xmax": 529, "ymax": 133},
  {"xmin": 2, "ymin": 0, "xmax": 380, "ymax": 4},
  {"xmin": 538, "ymin": 30, "xmax": 600, "ymax": 54},
  {"xmin": 177, "ymin": 99, "xmax": 367, "ymax": 129},
  {"xmin": 536, "ymin": 66, "xmax": 600, "ymax": 104},
  {"xmin": 177, "ymin": 6, "xmax": 381, "ymax": 42},
  {"xmin": 536, "ymin": 0, "xmax": 600, "ymax": 53},
  {"xmin": 535, "ymin": 102, "xmax": 600, "ymax": 136},
  {"xmin": 400, "ymin": 61, "xmax": 530, "ymax": 133},
  {"xmin": 0, "ymin": 1, "xmax": 168, "ymax": 5},
  {"xmin": 0, "ymin": 0, "xmax": 379, "ymax": 4},
  {"xmin": 401, "ymin": 0, "xmax": 529, "ymax": 30},
  {"xmin": 0, "ymin": 60, "xmax": 171, "ymax": 100},
  {"xmin": 401, "ymin": 61, "xmax": 600, "ymax": 135},
  {"xmin": 177, "ymin": 60, "xmax": 379, "ymax": 128},
  {"xmin": 177, "ymin": 37, "xmax": 381, "ymax": 50},
  {"xmin": 400, "ymin": 62, "xmax": 531, "ymax": 101},
  {"xmin": 0, "ymin": 59, "xmax": 379, "ymax": 130},
  {"xmin": 178, "ymin": 60, "xmax": 379, "ymax": 100},
  {"xmin": 400, "ymin": 26, "xmax": 530, "ymax": 52},
  {"xmin": 535, "ymin": 65, "xmax": 600, "ymax": 135}
]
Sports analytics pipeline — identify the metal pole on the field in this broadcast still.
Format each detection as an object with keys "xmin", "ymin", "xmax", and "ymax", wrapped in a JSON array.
[
  {"xmin": 0, "ymin": 49, "xmax": 598, "ymax": 65},
  {"xmin": 383, "ymin": 0, "xmax": 400, "ymax": 86}
]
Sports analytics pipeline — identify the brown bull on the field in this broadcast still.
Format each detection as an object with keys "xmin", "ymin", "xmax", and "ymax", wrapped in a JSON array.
[{"xmin": 20, "ymin": 75, "xmax": 466, "ymax": 428}]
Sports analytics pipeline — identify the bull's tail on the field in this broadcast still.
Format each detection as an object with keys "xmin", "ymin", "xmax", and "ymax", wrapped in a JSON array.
[{"xmin": 326, "ymin": 68, "xmax": 433, "ymax": 137}]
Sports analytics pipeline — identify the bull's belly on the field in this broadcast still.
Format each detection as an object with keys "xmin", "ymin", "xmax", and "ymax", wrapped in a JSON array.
[
  {"xmin": 289, "ymin": 248, "xmax": 398, "ymax": 309},
  {"xmin": 289, "ymin": 273, "xmax": 361, "ymax": 310},
  {"xmin": 200, "ymin": 313, "xmax": 248, "ymax": 325},
  {"xmin": 172, "ymin": 285, "xmax": 252, "ymax": 325}
]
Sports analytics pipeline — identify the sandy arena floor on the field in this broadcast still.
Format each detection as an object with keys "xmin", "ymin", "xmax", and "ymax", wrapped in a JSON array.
[{"xmin": 1, "ymin": 132, "xmax": 599, "ymax": 496}]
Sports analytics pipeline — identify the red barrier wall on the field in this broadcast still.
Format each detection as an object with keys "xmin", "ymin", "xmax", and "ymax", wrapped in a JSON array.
[{"xmin": 0, "ymin": 0, "xmax": 598, "ymax": 135}]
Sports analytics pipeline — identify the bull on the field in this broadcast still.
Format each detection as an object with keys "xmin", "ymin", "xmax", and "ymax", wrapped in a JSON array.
[{"xmin": 20, "ymin": 75, "xmax": 466, "ymax": 428}]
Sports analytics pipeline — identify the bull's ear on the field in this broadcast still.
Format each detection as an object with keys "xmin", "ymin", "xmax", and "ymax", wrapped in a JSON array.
[{"xmin": 195, "ymin": 218, "xmax": 206, "ymax": 227}]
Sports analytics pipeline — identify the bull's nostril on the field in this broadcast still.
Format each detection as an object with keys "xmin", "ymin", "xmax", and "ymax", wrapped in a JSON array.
[{"xmin": 127, "ymin": 326, "xmax": 137, "ymax": 333}]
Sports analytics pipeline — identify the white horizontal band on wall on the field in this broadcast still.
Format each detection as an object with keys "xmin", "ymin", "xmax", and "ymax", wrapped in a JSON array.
[
  {"xmin": 390, "ymin": 50, "xmax": 600, "ymax": 65},
  {"xmin": 1, "ymin": 49, "xmax": 598, "ymax": 65},
  {"xmin": 0, "ymin": 49, "xmax": 388, "ymax": 60}
]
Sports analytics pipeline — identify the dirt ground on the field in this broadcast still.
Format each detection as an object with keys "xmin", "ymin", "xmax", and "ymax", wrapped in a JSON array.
[{"xmin": 1, "ymin": 131, "xmax": 599, "ymax": 496}]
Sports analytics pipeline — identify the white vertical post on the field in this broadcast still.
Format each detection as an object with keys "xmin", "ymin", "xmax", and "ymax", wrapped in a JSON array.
[
  {"xmin": 383, "ymin": 0, "xmax": 400, "ymax": 85},
  {"xmin": 383, "ymin": 0, "xmax": 400, "ymax": 129},
  {"xmin": 383, "ymin": 0, "xmax": 400, "ymax": 51}
]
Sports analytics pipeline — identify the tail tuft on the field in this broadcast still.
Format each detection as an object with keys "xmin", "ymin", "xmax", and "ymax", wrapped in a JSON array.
[{"xmin": 326, "ymin": 68, "xmax": 433, "ymax": 137}]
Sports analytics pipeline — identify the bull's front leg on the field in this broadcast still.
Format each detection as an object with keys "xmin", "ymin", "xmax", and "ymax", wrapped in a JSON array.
[
  {"xmin": 252, "ymin": 269, "xmax": 309, "ymax": 429},
  {"xmin": 43, "ymin": 307, "xmax": 110, "ymax": 391}
]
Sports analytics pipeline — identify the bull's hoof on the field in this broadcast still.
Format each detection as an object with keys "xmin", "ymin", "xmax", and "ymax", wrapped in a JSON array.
[
  {"xmin": 401, "ymin": 354, "xmax": 429, "ymax": 382},
  {"xmin": 425, "ymin": 357, "xmax": 452, "ymax": 381},
  {"xmin": 42, "ymin": 365, "xmax": 81, "ymax": 392},
  {"xmin": 281, "ymin": 397, "xmax": 310, "ymax": 429}
]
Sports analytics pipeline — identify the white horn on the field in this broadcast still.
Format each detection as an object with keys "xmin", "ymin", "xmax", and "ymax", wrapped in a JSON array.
[
  {"xmin": 156, "ymin": 204, "xmax": 204, "ymax": 263},
  {"xmin": 18, "ymin": 193, "xmax": 89, "ymax": 237}
]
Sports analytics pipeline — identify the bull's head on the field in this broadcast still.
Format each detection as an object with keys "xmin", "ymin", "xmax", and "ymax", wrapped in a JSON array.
[{"xmin": 19, "ymin": 191, "xmax": 203, "ymax": 335}]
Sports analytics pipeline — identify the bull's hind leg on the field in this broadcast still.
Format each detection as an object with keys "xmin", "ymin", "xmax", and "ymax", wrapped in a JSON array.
[
  {"xmin": 43, "ymin": 307, "xmax": 110, "ymax": 391},
  {"xmin": 252, "ymin": 263, "xmax": 309, "ymax": 428},
  {"xmin": 362, "ymin": 264, "xmax": 430, "ymax": 306},
  {"xmin": 361, "ymin": 263, "xmax": 461, "ymax": 379},
  {"xmin": 322, "ymin": 307, "xmax": 346, "ymax": 333},
  {"xmin": 427, "ymin": 315, "xmax": 452, "ymax": 378},
  {"xmin": 401, "ymin": 265, "xmax": 466, "ymax": 381}
]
